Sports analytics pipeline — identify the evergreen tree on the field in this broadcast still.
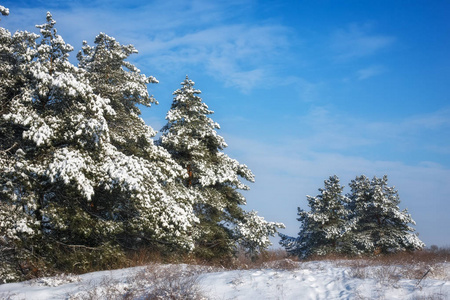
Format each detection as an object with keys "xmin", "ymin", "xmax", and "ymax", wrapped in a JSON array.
[
  {"xmin": 77, "ymin": 33, "xmax": 197, "ymax": 251},
  {"xmin": 1, "ymin": 12, "xmax": 134, "ymax": 276},
  {"xmin": 347, "ymin": 175, "xmax": 424, "ymax": 254},
  {"xmin": 76, "ymin": 33, "xmax": 159, "ymax": 155},
  {"xmin": 0, "ymin": 12, "xmax": 198, "ymax": 280},
  {"xmin": 280, "ymin": 175, "xmax": 424, "ymax": 259},
  {"xmin": 0, "ymin": 6, "xmax": 44, "ymax": 282},
  {"xmin": 160, "ymin": 76, "xmax": 283, "ymax": 258},
  {"xmin": 280, "ymin": 175, "xmax": 350, "ymax": 258}
]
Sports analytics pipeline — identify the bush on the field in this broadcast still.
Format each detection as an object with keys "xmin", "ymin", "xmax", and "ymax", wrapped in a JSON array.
[{"xmin": 69, "ymin": 263, "xmax": 207, "ymax": 300}]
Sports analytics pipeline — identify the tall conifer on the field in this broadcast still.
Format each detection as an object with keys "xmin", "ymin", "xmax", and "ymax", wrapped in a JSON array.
[{"xmin": 160, "ymin": 77, "xmax": 283, "ymax": 258}]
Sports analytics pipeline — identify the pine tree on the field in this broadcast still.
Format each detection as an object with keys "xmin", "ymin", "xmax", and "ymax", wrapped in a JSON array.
[
  {"xmin": 280, "ymin": 174, "xmax": 424, "ymax": 259},
  {"xmin": 347, "ymin": 175, "xmax": 424, "ymax": 254},
  {"xmin": 280, "ymin": 175, "xmax": 350, "ymax": 258},
  {"xmin": 77, "ymin": 33, "xmax": 198, "ymax": 251},
  {"xmin": 0, "ymin": 12, "xmax": 133, "ymax": 276},
  {"xmin": 160, "ymin": 76, "xmax": 283, "ymax": 258},
  {"xmin": 76, "ymin": 33, "xmax": 159, "ymax": 155},
  {"xmin": 0, "ymin": 6, "xmax": 44, "ymax": 282},
  {"xmin": 1, "ymin": 12, "xmax": 198, "ymax": 280}
]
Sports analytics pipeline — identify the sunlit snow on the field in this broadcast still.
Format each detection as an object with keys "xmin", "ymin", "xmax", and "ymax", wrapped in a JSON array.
[{"xmin": 0, "ymin": 261, "xmax": 448, "ymax": 299}]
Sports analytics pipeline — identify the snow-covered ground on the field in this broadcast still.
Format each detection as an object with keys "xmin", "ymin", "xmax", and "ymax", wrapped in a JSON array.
[{"xmin": 0, "ymin": 260, "xmax": 448, "ymax": 299}]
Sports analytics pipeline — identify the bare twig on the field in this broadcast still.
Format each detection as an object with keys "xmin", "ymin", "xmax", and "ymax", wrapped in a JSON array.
[
  {"xmin": 416, "ymin": 267, "xmax": 433, "ymax": 288},
  {"xmin": 0, "ymin": 142, "xmax": 18, "ymax": 154},
  {"xmin": 54, "ymin": 240, "xmax": 102, "ymax": 251}
]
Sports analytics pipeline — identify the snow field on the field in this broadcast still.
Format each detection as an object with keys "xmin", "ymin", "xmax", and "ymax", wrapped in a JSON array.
[
  {"xmin": 200, "ymin": 261, "xmax": 448, "ymax": 299},
  {"xmin": 0, "ymin": 261, "xmax": 448, "ymax": 300}
]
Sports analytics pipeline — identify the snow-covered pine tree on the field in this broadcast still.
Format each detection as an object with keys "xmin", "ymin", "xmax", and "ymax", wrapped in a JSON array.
[
  {"xmin": 279, "ymin": 175, "xmax": 351, "ymax": 259},
  {"xmin": 347, "ymin": 175, "xmax": 424, "ymax": 254},
  {"xmin": 0, "ymin": 6, "xmax": 45, "ymax": 282},
  {"xmin": 76, "ymin": 33, "xmax": 159, "ymax": 154},
  {"xmin": 1, "ymin": 12, "xmax": 132, "ymax": 276},
  {"xmin": 76, "ymin": 33, "xmax": 198, "ymax": 251},
  {"xmin": 1, "ymin": 12, "xmax": 198, "ymax": 280},
  {"xmin": 160, "ymin": 76, "xmax": 284, "ymax": 258}
]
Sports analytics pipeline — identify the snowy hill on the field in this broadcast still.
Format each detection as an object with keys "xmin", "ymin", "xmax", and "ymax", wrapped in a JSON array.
[{"xmin": 0, "ymin": 260, "xmax": 448, "ymax": 299}]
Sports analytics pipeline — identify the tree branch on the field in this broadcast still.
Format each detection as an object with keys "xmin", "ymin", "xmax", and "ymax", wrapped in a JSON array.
[
  {"xmin": 0, "ymin": 142, "xmax": 18, "ymax": 154},
  {"xmin": 54, "ymin": 240, "xmax": 102, "ymax": 251}
]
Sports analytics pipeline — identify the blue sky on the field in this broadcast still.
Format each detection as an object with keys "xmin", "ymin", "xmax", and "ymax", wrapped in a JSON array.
[{"xmin": 2, "ymin": 0, "xmax": 449, "ymax": 247}]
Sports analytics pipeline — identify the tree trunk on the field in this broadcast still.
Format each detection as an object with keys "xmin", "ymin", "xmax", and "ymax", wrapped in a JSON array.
[{"xmin": 186, "ymin": 164, "xmax": 193, "ymax": 186}]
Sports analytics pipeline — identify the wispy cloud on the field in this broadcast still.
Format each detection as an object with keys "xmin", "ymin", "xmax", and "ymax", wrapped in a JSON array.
[
  {"xmin": 331, "ymin": 23, "xmax": 395, "ymax": 61},
  {"xmin": 295, "ymin": 106, "xmax": 450, "ymax": 156},
  {"xmin": 277, "ymin": 76, "xmax": 322, "ymax": 102},
  {"xmin": 135, "ymin": 24, "xmax": 290, "ymax": 91},
  {"xmin": 356, "ymin": 65, "xmax": 386, "ymax": 80},
  {"xmin": 404, "ymin": 107, "xmax": 450, "ymax": 130},
  {"xmin": 2, "ymin": 0, "xmax": 292, "ymax": 92}
]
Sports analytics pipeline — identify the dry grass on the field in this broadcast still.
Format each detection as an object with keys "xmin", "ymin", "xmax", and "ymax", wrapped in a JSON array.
[
  {"xmin": 0, "ymin": 292, "xmax": 18, "ymax": 300},
  {"xmin": 303, "ymin": 246, "xmax": 450, "ymax": 264},
  {"xmin": 411, "ymin": 292, "xmax": 449, "ymax": 300},
  {"xmin": 316, "ymin": 247, "xmax": 450, "ymax": 300},
  {"xmin": 222, "ymin": 248, "xmax": 299, "ymax": 271},
  {"xmin": 124, "ymin": 246, "xmax": 450, "ymax": 274},
  {"xmin": 65, "ymin": 248, "xmax": 299, "ymax": 299},
  {"xmin": 326, "ymin": 247, "xmax": 450, "ymax": 295},
  {"xmin": 138, "ymin": 264, "xmax": 206, "ymax": 300},
  {"xmin": 69, "ymin": 264, "xmax": 208, "ymax": 300},
  {"xmin": 4, "ymin": 247, "xmax": 449, "ymax": 299},
  {"xmin": 342, "ymin": 260, "xmax": 448, "ymax": 287},
  {"xmin": 122, "ymin": 247, "xmax": 298, "ymax": 272}
]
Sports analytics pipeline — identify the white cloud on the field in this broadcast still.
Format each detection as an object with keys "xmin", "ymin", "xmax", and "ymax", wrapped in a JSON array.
[
  {"xmin": 292, "ymin": 106, "xmax": 450, "ymax": 156},
  {"xmin": 404, "ymin": 107, "xmax": 450, "ymax": 130},
  {"xmin": 276, "ymin": 76, "xmax": 322, "ymax": 102},
  {"xmin": 357, "ymin": 65, "xmax": 386, "ymax": 80},
  {"xmin": 331, "ymin": 23, "xmax": 395, "ymax": 61},
  {"xmin": 133, "ymin": 24, "xmax": 290, "ymax": 91},
  {"xmin": 3, "ymin": 1, "xmax": 292, "ymax": 92}
]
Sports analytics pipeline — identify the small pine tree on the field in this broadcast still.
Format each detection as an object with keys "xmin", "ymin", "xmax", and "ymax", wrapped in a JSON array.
[
  {"xmin": 160, "ymin": 76, "xmax": 283, "ymax": 258},
  {"xmin": 347, "ymin": 175, "xmax": 424, "ymax": 254},
  {"xmin": 280, "ymin": 174, "xmax": 424, "ymax": 259},
  {"xmin": 280, "ymin": 175, "xmax": 350, "ymax": 258}
]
